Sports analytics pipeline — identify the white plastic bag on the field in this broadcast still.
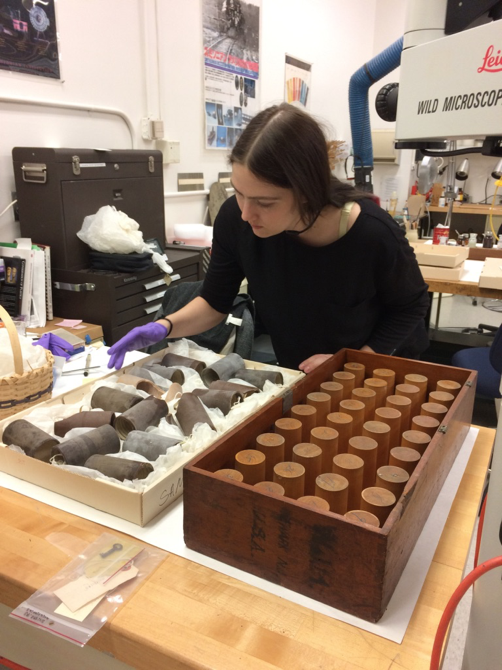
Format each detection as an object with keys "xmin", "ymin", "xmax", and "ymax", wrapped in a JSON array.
[{"xmin": 77, "ymin": 206, "xmax": 150, "ymax": 254}]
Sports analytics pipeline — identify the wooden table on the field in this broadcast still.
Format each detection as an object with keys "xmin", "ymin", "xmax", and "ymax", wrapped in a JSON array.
[{"xmin": 0, "ymin": 427, "xmax": 493, "ymax": 670}]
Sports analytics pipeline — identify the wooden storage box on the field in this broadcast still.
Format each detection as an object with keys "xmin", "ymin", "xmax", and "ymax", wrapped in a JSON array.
[
  {"xmin": 0, "ymin": 351, "xmax": 301, "ymax": 526},
  {"xmin": 183, "ymin": 349, "xmax": 476, "ymax": 622}
]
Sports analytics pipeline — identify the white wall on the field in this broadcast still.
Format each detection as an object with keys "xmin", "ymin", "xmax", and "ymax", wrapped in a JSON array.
[{"xmin": 0, "ymin": 0, "xmax": 414, "ymax": 247}]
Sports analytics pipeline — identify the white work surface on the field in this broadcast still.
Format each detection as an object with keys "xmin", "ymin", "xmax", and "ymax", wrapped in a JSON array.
[{"xmin": 0, "ymin": 425, "xmax": 479, "ymax": 644}]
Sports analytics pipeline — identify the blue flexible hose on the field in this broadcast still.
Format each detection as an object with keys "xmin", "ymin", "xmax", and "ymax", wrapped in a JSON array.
[{"xmin": 349, "ymin": 37, "xmax": 404, "ymax": 170}]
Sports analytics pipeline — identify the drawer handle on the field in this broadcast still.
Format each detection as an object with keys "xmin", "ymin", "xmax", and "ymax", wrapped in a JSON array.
[
  {"xmin": 53, "ymin": 281, "xmax": 96, "ymax": 292},
  {"xmin": 143, "ymin": 278, "xmax": 165, "ymax": 290},
  {"xmin": 144, "ymin": 290, "xmax": 166, "ymax": 303},
  {"xmin": 144, "ymin": 302, "xmax": 162, "ymax": 315},
  {"xmin": 170, "ymin": 273, "xmax": 181, "ymax": 282}
]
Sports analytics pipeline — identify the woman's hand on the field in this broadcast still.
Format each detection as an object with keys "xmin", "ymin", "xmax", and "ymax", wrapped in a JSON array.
[{"xmin": 298, "ymin": 354, "xmax": 333, "ymax": 374}]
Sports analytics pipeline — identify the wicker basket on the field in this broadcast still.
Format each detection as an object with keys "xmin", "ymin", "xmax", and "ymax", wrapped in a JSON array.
[{"xmin": 0, "ymin": 306, "xmax": 54, "ymax": 420}]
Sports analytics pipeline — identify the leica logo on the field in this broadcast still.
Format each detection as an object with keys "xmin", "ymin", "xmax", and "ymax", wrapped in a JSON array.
[{"xmin": 478, "ymin": 45, "xmax": 502, "ymax": 73}]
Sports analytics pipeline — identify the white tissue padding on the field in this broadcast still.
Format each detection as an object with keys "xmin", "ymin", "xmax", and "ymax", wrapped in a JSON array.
[{"xmin": 0, "ymin": 330, "xmax": 48, "ymax": 377}]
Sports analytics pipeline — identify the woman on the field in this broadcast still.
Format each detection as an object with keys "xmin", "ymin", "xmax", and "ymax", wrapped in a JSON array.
[{"xmin": 108, "ymin": 104, "xmax": 429, "ymax": 372}]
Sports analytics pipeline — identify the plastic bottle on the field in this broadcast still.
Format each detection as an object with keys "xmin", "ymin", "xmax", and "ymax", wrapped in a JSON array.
[
  {"xmin": 389, "ymin": 192, "xmax": 398, "ymax": 217},
  {"xmin": 468, "ymin": 233, "xmax": 477, "ymax": 248}
]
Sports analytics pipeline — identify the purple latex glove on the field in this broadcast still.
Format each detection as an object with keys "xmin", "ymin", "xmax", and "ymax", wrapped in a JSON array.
[
  {"xmin": 107, "ymin": 322, "xmax": 168, "ymax": 370},
  {"xmin": 33, "ymin": 332, "xmax": 74, "ymax": 360}
]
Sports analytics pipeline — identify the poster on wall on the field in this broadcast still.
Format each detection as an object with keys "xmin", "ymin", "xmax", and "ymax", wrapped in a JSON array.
[
  {"xmin": 202, "ymin": 0, "xmax": 260, "ymax": 150},
  {"xmin": 284, "ymin": 54, "xmax": 312, "ymax": 110},
  {"xmin": 0, "ymin": 0, "xmax": 60, "ymax": 79}
]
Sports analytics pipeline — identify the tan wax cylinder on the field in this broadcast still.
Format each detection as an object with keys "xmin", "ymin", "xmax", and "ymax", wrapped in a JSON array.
[
  {"xmin": 255, "ymin": 433, "xmax": 285, "ymax": 480},
  {"xmin": 326, "ymin": 412, "xmax": 353, "ymax": 454},
  {"xmin": 376, "ymin": 465, "xmax": 409, "ymax": 499},
  {"xmin": 389, "ymin": 446, "xmax": 421, "ymax": 475},
  {"xmin": 361, "ymin": 486, "xmax": 396, "ymax": 525},
  {"xmin": 315, "ymin": 473, "xmax": 349, "ymax": 515},
  {"xmin": 214, "ymin": 468, "xmax": 244, "ymax": 482},
  {"xmin": 386, "ymin": 394, "xmax": 412, "ymax": 434},
  {"xmin": 343, "ymin": 362, "xmax": 365, "ymax": 388},
  {"xmin": 297, "ymin": 495, "xmax": 330, "ymax": 511},
  {"xmin": 348, "ymin": 435, "xmax": 378, "ymax": 489},
  {"xmin": 332, "ymin": 371, "xmax": 356, "ymax": 400},
  {"xmin": 428, "ymin": 391, "xmax": 455, "ymax": 410},
  {"xmin": 339, "ymin": 399, "xmax": 365, "ymax": 437},
  {"xmin": 374, "ymin": 406, "xmax": 402, "ymax": 451},
  {"xmin": 363, "ymin": 377, "xmax": 388, "ymax": 409},
  {"xmin": 273, "ymin": 461, "xmax": 305, "ymax": 499},
  {"xmin": 404, "ymin": 373, "xmax": 428, "ymax": 407},
  {"xmin": 319, "ymin": 381, "xmax": 344, "ymax": 412},
  {"xmin": 274, "ymin": 417, "xmax": 303, "ymax": 460},
  {"xmin": 362, "ymin": 420, "xmax": 391, "ymax": 469},
  {"xmin": 235, "ymin": 449, "xmax": 266, "ymax": 485},
  {"xmin": 290, "ymin": 405, "xmax": 317, "ymax": 443},
  {"xmin": 333, "ymin": 453, "xmax": 364, "ymax": 511},
  {"xmin": 254, "ymin": 481, "xmax": 285, "ymax": 496},
  {"xmin": 292, "ymin": 443, "xmax": 323, "ymax": 496},
  {"xmin": 421, "ymin": 402, "xmax": 449, "ymax": 422},
  {"xmin": 306, "ymin": 392, "xmax": 332, "ymax": 427},
  {"xmin": 351, "ymin": 387, "xmax": 376, "ymax": 423},
  {"xmin": 411, "ymin": 414, "xmax": 440, "ymax": 437},
  {"xmin": 395, "ymin": 383, "xmax": 421, "ymax": 424},
  {"xmin": 344, "ymin": 509, "xmax": 380, "ymax": 528},
  {"xmin": 310, "ymin": 426, "xmax": 339, "ymax": 473},
  {"xmin": 436, "ymin": 379, "xmax": 462, "ymax": 397},
  {"xmin": 372, "ymin": 368, "xmax": 396, "ymax": 395},
  {"xmin": 402, "ymin": 429, "xmax": 432, "ymax": 456}
]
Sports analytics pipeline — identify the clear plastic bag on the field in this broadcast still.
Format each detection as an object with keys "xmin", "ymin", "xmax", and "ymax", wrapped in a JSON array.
[
  {"xmin": 10, "ymin": 532, "xmax": 166, "ymax": 646},
  {"xmin": 77, "ymin": 205, "xmax": 149, "ymax": 254}
]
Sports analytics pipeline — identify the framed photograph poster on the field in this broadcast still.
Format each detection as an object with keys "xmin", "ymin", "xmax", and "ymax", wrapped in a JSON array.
[{"xmin": 202, "ymin": 0, "xmax": 261, "ymax": 150}]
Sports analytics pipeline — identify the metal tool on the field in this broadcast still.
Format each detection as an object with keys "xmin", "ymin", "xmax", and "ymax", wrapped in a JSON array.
[{"xmin": 100, "ymin": 543, "xmax": 123, "ymax": 558}]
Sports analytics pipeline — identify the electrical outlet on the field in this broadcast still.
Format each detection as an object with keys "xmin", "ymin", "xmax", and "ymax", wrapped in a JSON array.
[{"xmin": 11, "ymin": 191, "xmax": 19, "ymax": 221}]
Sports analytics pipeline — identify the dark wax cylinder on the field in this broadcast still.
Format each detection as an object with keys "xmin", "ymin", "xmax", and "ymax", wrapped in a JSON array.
[
  {"xmin": 117, "ymin": 374, "xmax": 165, "ymax": 398},
  {"xmin": 51, "ymin": 424, "xmax": 120, "ymax": 465},
  {"xmin": 122, "ymin": 430, "xmax": 181, "ymax": 461},
  {"xmin": 176, "ymin": 392, "xmax": 216, "ymax": 435},
  {"xmin": 192, "ymin": 388, "xmax": 242, "ymax": 415},
  {"xmin": 141, "ymin": 362, "xmax": 185, "ymax": 385},
  {"xmin": 200, "ymin": 353, "xmax": 246, "ymax": 386},
  {"xmin": 127, "ymin": 366, "xmax": 169, "ymax": 386},
  {"xmin": 114, "ymin": 396, "xmax": 169, "ymax": 439},
  {"xmin": 54, "ymin": 411, "xmax": 115, "ymax": 438},
  {"xmin": 2, "ymin": 419, "xmax": 59, "ymax": 462},
  {"xmin": 160, "ymin": 352, "xmax": 206, "ymax": 374},
  {"xmin": 233, "ymin": 368, "xmax": 284, "ymax": 389},
  {"xmin": 84, "ymin": 454, "xmax": 154, "ymax": 481},
  {"xmin": 90, "ymin": 387, "xmax": 143, "ymax": 413},
  {"xmin": 209, "ymin": 379, "xmax": 259, "ymax": 397}
]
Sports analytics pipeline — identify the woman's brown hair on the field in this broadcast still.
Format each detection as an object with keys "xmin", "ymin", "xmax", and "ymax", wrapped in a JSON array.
[{"xmin": 229, "ymin": 103, "xmax": 368, "ymax": 229}]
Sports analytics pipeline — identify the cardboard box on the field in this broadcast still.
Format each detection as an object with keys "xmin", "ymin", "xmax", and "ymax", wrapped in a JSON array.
[
  {"xmin": 27, "ymin": 319, "xmax": 104, "ymax": 344},
  {"xmin": 0, "ymin": 351, "xmax": 302, "ymax": 526},
  {"xmin": 419, "ymin": 263, "xmax": 465, "ymax": 281},
  {"xmin": 411, "ymin": 243, "xmax": 469, "ymax": 268},
  {"xmin": 183, "ymin": 350, "xmax": 476, "ymax": 623},
  {"xmin": 479, "ymin": 257, "xmax": 502, "ymax": 290}
]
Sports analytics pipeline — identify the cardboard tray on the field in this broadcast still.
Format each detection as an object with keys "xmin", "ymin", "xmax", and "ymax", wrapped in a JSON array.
[
  {"xmin": 183, "ymin": 349, "xmax": 476, "ymax": 623},
  {"xmin": 479, "ymin": 256, "xmax": 502, "ymax": 290},
  {"xmin": 411, "ymin": 243, "xmax": 469, "ymax": 268},
  {"xmin": 419, "ymin": 263, "xmax": 464, "ymax": 281},
  {"xmin": 0, "ymin": 350, "xmax": 302, "ymax": 526}
]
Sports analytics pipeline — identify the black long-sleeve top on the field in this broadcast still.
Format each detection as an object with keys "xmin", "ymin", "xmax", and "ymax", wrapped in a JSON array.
[{"xmin": 200, "ymin": 195, "xmax": 430, "ymax": 369}]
